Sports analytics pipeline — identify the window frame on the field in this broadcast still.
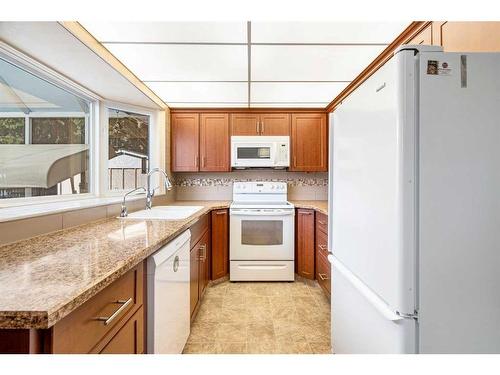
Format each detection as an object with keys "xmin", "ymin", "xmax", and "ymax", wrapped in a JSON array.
[
  {"xmin": 0, "ymin": 42, "xmax": 100, "ymax": 207},
  {"xmin": 101, "ymin": 101, "xmax": 161, "ymax": 197}
]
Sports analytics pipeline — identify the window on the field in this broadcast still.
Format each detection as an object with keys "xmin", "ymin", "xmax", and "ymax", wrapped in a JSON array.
[
  {"xmin": 0, "ymin": 56, "xmax": 92, "ymax": 200},
  {"xmin": 107, "ymin": 109, "xmax": 149, "ymax": 191}
]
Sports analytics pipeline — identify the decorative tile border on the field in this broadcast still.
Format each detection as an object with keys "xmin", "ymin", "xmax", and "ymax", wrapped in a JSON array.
[{"xmin": 173, "ymin": 173, "xmax": 328, "ymax": 187}]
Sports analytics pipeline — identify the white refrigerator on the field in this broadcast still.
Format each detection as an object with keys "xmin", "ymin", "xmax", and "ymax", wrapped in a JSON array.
[{"xmin": 328, "ymin": 45, "xmax": 500, "ymax": 354}]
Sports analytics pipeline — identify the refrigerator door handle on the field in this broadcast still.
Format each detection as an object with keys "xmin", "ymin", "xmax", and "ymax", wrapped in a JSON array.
[{"xmin": 329, "ymin": 254, "xmax": 404, "ymax": 322}]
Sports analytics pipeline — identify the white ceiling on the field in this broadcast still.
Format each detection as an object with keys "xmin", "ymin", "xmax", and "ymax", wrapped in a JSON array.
[
  {"xmin": 0, "ymin": 22, "xmax": 161, "ymax": 109},
  {"xmin": 82, "ymin": 21, "xmax": 410, "ymax": 108}
]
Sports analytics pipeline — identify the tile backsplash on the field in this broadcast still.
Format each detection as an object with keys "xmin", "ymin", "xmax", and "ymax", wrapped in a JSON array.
[{"xmin": 174, "ymin": 171, "xmax": 328, "ymax": 201}]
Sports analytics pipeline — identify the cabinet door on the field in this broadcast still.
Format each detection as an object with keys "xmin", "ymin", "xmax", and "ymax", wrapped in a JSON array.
[
  {"xmin": 99, "ymin": 307, "xmax": 144, "ymax": 354},
  {"xmin": 171, "ymin": 113, "xmax": 199, "ymax": 172},
  {"xmin": 211, "ymin": 209, "xmax": 229, "ymax": 280},
  {"xmin": 408, "ymin": 24, "xmax": 432, "ymax": 45},
  {"xmin": 200, "ymin": 113, "xmax": 230, "ymax": 171},
  {"xmin": 259, "ymin": 113, "xmax": 290, "ymax": 136},
  {"xmin": 198, "ymin": 230, "xmax": 210, "ymax": 298},
  {"xmin": 291, "ymin": 113, "xmax": 327, "ymax": 171},
  {"xmin": 316, "ymin": 252, "xmax": 331, "ymax": 297},
  {"xmin": 296, "ymin": 209, "xmax": 315, "ymax": 279},
  {"xmin": 190, "ymin": 247, "xmax": 199, "ymax": 317},
  {"xmin": 230, "ymin": 113, "xmax": 260, "ymax": 136},
  {"xmin": 437, "ymin": 21, "xmax": 500, "ymax": 52}
]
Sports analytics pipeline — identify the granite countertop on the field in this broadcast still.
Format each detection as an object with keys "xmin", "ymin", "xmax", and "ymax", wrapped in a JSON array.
[
  {"xmin": 0, "ymin": 201, "xmax": 230, "ymax": 329},
  {"xmin": 290, "ymin": 200, "xmax": 328, "ymax": 215},
  {"xmin": 0, "ymin": 199, "xmax": 327, "ymax": 329}
]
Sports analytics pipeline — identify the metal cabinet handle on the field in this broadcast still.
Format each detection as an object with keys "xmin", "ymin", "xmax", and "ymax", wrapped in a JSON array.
[
  {"xmin": 215, "ymin": 211, "xmax": 226, "ymax": 215},
  {"xmin": 95, "ymin": 298, "xmax": 133, "ymax": 326},
  {"xmin": 173, "ymin": 255, "xmax": 180, "ymax": 272},
  {"xmin": 261, "ymin": 121, "xmax": 265, "ymax": 134},
  {"xmin": 318, "ymin": 273, "xmax": 329, "ymax": 281},
  {"xmin": 256, "ymin": 121, "xmax": 259, "ymax": 134},
  {"xmin": 198, "ymin": 244, "xmax": 207, "ymax": 261}
]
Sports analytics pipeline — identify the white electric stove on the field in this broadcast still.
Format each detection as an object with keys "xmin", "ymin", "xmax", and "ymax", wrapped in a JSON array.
[{"xmin": 229, "ymin": 182, "xmax": 295, "ymax": 281}]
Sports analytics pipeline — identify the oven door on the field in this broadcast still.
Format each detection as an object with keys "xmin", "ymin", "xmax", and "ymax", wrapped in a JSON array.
[
  {"xmin": 231, "ymin": 142, "xmax": 277, "ymax": 168},
  {"xmin": 230, "ymin": 209, "xmax": 295, "ymax": 260}
]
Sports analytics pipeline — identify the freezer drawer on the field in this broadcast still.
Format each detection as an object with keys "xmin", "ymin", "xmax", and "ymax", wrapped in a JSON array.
[{"xmin": 331, "ymin": 260, "xmax": 416, "ymax": 354}]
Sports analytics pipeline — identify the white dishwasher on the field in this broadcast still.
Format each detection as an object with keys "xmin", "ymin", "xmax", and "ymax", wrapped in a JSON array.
[{"xmin": 147, "ymin": 230, "xmax": 191, "ymax": 354}]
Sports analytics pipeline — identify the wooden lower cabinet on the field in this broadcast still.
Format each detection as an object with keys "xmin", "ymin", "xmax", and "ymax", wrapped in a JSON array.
[
  {"xmin": 0, "ymin": 263, "xmax": 146, "ymax": 354},
  {"xmin": 315, "ymin": 212, "xmax": 331, "ymax": 297},
  {"xmin": 96, "ymin": 306, "xmax": 144, "ymax": 354},
  {"xmin": 198, "ymin": 230, "xmax": 210, "ymax": 297},
  {"xmin": 316, "ymin": 253, "xmax": 331, "ymax": 296},
  {"xmin": 211, "ymin": 209, "xmax": 229, "ymax": 280},
  {"xmin": 51, "ymin": 262, "xmax": 145, "ymax": 354},
  {"xmin": 190, "ymin": 245, "xmax": 200, "ymax": 317},
  {"xmin": 296, "ymin": 209, "xmax": 315, "ymax": 279},
  {"xmin": 189, "ymin": 213, "xmax": 211, "ymax": 319}
]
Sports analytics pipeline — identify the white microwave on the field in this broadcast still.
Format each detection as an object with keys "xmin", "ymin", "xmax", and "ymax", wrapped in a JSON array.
[{"xmin": 231, "ymin": 136, "xmax": 290, "ymax": 169}]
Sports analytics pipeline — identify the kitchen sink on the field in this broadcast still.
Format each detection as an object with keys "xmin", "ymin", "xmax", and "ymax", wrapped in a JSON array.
[{"xmin": 119, "ymin": 205, "xmax": 204, "ymax": 220}]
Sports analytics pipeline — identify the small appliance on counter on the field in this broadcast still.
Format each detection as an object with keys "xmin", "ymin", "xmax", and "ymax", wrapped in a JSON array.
[{"xmin": 230, "ymin": 181, "xmax": 295, "ymax": 281}]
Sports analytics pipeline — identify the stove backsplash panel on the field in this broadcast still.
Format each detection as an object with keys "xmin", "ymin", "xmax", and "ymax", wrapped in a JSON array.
[{"xmin": 173, "ymin": 171, "xmax": 328, "ymax": 201}]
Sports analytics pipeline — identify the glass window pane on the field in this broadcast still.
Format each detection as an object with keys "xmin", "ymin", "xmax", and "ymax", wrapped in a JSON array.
[
  {"xmin": 241, "ymin": 220, "xmax": 283, "ymax": 246},
  {"xmin": 0, "ymin": 117, "xmax": 25, "ymax": 144},
  {"xmin": 0, "ymin": 57, "xmax": 91, "ymax": 200},
  {"xmin": 108, "ymin": 109, "xmax": 149, "ymax": 191},
  {"xmin": 31, "ymin": 118, "xmax": 85, "ymax": 144}
]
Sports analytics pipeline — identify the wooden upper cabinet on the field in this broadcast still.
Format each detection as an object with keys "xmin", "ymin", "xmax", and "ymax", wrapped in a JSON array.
[
  {"xmin": 230, "ymin": 113, "xmax": 260, "ymax": 136},
  {"xmin": 408, "ymin": 24, "xmax": 432, "ymax": 45},
  {"xmin": 436, "ymin": 21, "xmax": 500, "ymax": 52},
  {"xmin": 260, "ymin": 113, "xmax": 290, "ymax": 136},
  {"xmin": 290, "ymin": 113, "xmax": 327, "ymax": 172},
  {"xmin": 230, "ymin": 113, "xmax": 290, "ymax": 136},
  {"xmin": 171, "ymin": 113, "xmax": 199, "ymax": 172},
  {"xmin": 199, "ymin": 113, "xmax": 230, "ymax": 171}
]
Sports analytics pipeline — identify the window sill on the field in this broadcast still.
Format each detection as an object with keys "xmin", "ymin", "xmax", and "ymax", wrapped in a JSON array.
[{"xmin": 0, "ymin": 195, "xmax": 146, "ymax": 223}]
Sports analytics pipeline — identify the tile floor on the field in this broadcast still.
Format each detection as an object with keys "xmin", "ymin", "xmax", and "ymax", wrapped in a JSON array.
[{"xmin": 182, "ymin": 278, "xmax": 331, "ymax": 354}]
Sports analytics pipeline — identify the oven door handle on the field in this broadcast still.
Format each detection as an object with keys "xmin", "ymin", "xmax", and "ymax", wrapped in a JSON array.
[{"xmin": 230, "ymin": 210, "xmax": 295, "ymax": 216}]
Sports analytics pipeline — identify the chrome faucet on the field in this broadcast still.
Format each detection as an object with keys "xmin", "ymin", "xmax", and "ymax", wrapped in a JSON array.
[
  {"xmin": 146, "ymin": 168, "xmax": 173, "ymax": 210},
  {"xmin": 120, "ymin": 186, "xmax": 146, "ymax": 217}
]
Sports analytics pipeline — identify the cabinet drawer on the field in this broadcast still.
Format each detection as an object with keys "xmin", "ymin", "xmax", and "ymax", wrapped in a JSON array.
[
  {"xmin": 316, "ymin": 252, "xmax": 331, "ymax": 296},
  {"xmin": 315, "ymin": 212, "xmax": 328, "ymax": 235},
  {"xmin": 52, "ymin": 262, "xmax": 144, "ymax": 354},
  {"xmin": 316, "ymin": 229, "xmax": 329, "ymax": 259}
]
